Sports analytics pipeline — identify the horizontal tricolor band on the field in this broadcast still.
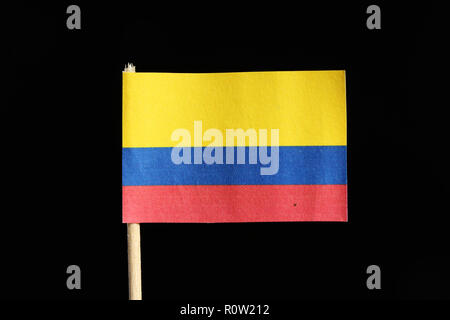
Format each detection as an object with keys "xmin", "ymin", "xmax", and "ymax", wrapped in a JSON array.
[
  {"xmin": 123, "ymin": 185, "xmax": 347, "ymax": 223},
  {"xmin": 123, "ymin": 71, "xmax": 346, "ymax": 147},
  {"xmin": 122, "ymin": 70, "xmax": 347, "ymax": 223},
  {"xmin": 123, "ymin": 146, "xmax": 346, "ymax": 186}
]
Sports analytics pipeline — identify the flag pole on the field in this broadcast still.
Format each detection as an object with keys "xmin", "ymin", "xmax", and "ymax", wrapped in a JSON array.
[
  {"xmin": 127, "ymin": 223, "xmax": 142, "ymax": 300},
  {"xmin": 124, "ymin": 63, "xmax": 142, "ymax": 300}
]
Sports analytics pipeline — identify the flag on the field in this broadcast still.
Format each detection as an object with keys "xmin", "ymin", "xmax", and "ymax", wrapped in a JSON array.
[{"xmin": 123, "ymin": 71, "xmax": 347, "ymax": 222}]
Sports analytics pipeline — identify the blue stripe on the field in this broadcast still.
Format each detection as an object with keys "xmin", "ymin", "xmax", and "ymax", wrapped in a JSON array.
[{"xmin": 122, "ymin": 146, "xmax": 347, "ymax": 186}]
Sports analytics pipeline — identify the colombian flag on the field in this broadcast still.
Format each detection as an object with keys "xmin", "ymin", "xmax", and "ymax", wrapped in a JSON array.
[{"xmin": 123, "ymin": 71, "xmax": 347, "ymax": 222}]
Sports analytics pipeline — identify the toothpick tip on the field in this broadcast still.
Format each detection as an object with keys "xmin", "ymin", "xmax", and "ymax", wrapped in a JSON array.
[{"xmin": 124, "ymin": 63, "xmax": 136, "ymax": 72}]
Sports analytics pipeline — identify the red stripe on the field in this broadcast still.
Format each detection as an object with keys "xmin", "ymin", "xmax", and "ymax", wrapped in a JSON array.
[{"xmin": 123, "ymin": 185, "xmax": 347, "ymax": 223}]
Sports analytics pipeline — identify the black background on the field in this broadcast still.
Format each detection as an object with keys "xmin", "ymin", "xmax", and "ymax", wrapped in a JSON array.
[{"xmin": 3, "ymin": 0, "xmax": 449, "ymax": 305}]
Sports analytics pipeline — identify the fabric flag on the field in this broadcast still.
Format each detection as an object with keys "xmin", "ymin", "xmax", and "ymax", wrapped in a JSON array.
[{"xmin": 123, "ymin": 71, "xmax": 347, "ymax": 223}]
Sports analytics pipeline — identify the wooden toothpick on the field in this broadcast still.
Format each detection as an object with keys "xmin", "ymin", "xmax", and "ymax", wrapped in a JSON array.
[{"xmin": 124, "ymin": 63, "xmax": 142, "ymax": 300}]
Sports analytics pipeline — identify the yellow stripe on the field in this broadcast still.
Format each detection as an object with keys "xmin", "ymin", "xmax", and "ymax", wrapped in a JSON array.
[{"xmin": 123, "ymin": 71, "xmax": 346, "ymax": 147}]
